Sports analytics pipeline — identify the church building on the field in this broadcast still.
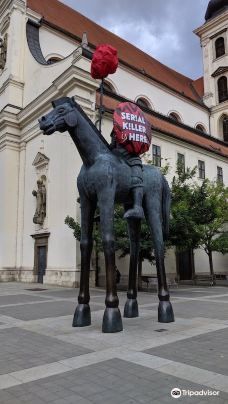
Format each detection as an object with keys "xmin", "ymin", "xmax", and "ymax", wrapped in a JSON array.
[{"xmin": 0, "ymin": 0, "xmax": 227, "ymax": 287}]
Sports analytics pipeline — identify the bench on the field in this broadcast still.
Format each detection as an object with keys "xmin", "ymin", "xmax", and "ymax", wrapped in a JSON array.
[
  {"xmin": 141, "ymin": 275, "xmax": 157, "ymax": 288},
  {"xmin": 141, "ymin": 275, "xmax": 178, "ymax": 289},
  {"xmin": 194, "ymin": 274, "xmax": 215, "ymax": 286}
]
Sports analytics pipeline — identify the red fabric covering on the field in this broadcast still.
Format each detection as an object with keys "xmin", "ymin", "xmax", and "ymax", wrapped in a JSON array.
[
  {"xmin": 91, "ymin": 44, "xmax": 118, "ymax": 79},
  {"xmin": 113, "ymin": 102, "xmax": 152, "ymax": 155}
]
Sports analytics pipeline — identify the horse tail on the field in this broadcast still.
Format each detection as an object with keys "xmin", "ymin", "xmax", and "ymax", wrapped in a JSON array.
[{"xmin": 162, "ymin": 176, "xmax": 171, "ymax": 241}]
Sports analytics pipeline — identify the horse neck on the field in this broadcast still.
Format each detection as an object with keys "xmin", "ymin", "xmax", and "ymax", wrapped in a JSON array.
[{"xmin": 69, "ymin": 113, "xmax": 111, "ymax": 166}]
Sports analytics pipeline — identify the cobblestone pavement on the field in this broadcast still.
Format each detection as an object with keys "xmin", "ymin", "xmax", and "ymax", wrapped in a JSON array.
[{"xmin": 0, "ymin": 283, "xmax": 228, "ymax": 403}]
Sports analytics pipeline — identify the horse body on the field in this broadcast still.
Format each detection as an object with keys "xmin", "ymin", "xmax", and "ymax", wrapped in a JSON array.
[{"xmin": 39, "ymin": 96, "xmax": 174, "ymax": 333}]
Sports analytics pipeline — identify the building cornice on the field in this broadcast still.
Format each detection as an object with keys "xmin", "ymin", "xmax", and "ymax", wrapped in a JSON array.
[
  {"xmin": 194, "ymin": 10, "xmax": 228, "ymax": 37},
  {"xmin": 0, "ymin": 0, "xmax": 25, "ymax": 21},
  {"xmin": 212, "ymin": 66, "xmax": 228, "ymax": 77},
  {"xmin": 0, "ymin": 75, "xmax": 24, "ymax": 96},
  {"xmin": 0, "ymin": 115, "xmax": 20, "ymax": 152},
  {"xmin": 18, "ymin": 64, "xmax": 98, "ymax": 131}
]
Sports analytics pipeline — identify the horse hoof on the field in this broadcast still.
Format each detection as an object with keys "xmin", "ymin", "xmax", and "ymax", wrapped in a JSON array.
[
  {"xmin": 123, "ymin": 207, "xmax": 144, "ymax": 220},
  {"xmin": 124, "ymin": 298, "xmax": 139, "ymax": 318},
  {"xmin": 158, "ymin": 301, "xmax": 175, "ymax": 323},
  {"xmin": 102, "ymin": 307, "xmax": 123, "ymax": 333},
  {"xmin": 72, "ymin": 304, "xmax": 91, "ymax": 327}
]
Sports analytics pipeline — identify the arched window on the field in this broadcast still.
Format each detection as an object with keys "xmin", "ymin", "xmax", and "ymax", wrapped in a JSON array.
[
  {"xmin": 103, "ymin": 81, "xmax": 115, "ymax": 93},
  {"xmin": 215, "ymin": 37, "xmax": 225, "ymax": 59},
  {"xmin": 218, "ymin": 76, "xmax": 228, "ymax": 103},
  {"xmin": 223, "ymin": 116, "xmax": 228, "ymax": 142},
  {"xmin": 169, "ymin": 112, "xmax": 181, "ymax": 122},
  {"xmin": 196, "ymin": 124, "xmax": 206, "ymax": 133},
  {"xmin": 47, "ymin": 57, "xmax": 62, "ymax": 65},
  {"xmin": 136, "ymin": 97, "xmax": 150, "ymax": 109}
]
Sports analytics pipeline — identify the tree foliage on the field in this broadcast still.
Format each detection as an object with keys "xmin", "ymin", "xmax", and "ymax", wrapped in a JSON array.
[
  {"xmin": 65, "ymin": 204, "xmax": 155, "ymax": 264},
  {"xmin": 168, "ymin": 162, "xmax": 228, "ymax": 279},
  {"xmin": 65, "ymin": 160, "xmax": 228, "ymax": 281}
]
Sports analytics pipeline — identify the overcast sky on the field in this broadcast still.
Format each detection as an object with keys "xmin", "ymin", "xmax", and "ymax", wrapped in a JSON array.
[{"xmin": 61, "ymin": 0, "xmax": 209, "ymax": 79}]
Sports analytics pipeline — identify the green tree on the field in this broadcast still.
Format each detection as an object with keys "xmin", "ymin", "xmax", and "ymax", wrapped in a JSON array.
[
  {"xmin": 190, "ymin": 180, "xmax": 228, "ymax": 282},
  {"xmin": 168, "ymin": 162, "xmax": 228, "ymax": 283},
  {"xmin": 65, "ymin": 163, "xmax": 228, "ymax": 287},
  {"xmin": 168, "ymin": 162, "xmax": 200, "ymax": 252},
  {"xmin": 210, "ymin": 232, "xmax": 228, "ymax": 255}
]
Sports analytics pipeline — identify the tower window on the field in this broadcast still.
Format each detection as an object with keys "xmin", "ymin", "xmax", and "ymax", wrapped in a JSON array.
[
  {"xmin": 152, "ymin": 145, "xmax": 161, "ymax": 167},
  {"xmin": 198, "ymin": 160, "xmax": 205, "ymax": 179},
  {"xmin": 218, "ymin": 76, "xmax": 228, "ymax": 103},
  {"xmin": 217, "ymin": 167, "xmax": 223, "ymax": 184},
  {"xmin": 223, "ymin": 116, "xmax": 228, "ymax": 142},
  {"xmin": 215, "ymin": 37, "xmax": 225, "ymax": 59}
]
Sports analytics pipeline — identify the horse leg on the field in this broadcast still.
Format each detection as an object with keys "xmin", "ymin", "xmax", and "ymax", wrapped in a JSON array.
[
  {"xmin": 145, "ymin": 196, "xmax": 174, "ymax": 323},
  {"xmin": 72, "ymin": 194, "xmax": 96, "ymax": 327},
  {"xmin": 98, "ymin": 191, "xmax": 123, "ymax": 333},
  {"xmin": 124, "ymin": 211, "xmax": 140, "ymax": 318}
]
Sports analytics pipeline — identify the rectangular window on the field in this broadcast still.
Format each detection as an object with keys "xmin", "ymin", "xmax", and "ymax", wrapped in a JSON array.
[
  {"xmin": 217, "ymin": 166, "xmax": 223, "ymax": 184},
  {"xmin": 152, "ymin": 145, "xmax": 161, "ymax": 167},
  {"xmin": 177, "ymin": 153, "xmax": 185, "ymax": 172},
  {"xmin": 198, "ymin": 160, "xmax": 205, "ymax": 179}
]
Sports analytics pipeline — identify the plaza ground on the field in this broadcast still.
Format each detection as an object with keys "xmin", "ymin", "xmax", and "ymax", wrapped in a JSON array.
[{"xmin": 0, "ymin": 283, "xmax": 228, "ymax": 403}]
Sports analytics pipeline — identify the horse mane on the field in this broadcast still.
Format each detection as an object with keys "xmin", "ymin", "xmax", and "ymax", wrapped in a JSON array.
[{"xmin": 72, "ymin": 98, "xmax": 111, "ymax": 150}]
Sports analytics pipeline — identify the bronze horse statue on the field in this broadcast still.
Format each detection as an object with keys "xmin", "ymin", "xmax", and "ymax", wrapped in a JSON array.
[{"xmin": 39, "ymin": 97, "xmax": 174, "ymax": 333}]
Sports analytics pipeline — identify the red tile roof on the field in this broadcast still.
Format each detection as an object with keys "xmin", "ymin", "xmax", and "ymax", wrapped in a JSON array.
[
  {"xmin": 100, "ymin": 94, "xmax": 228, "ymax": 159},
  {"xmin": 27, "ymin": 0, "xmax": 205, "ymax": 105},
  {"xmin": 192, "ymin": 77, "xmax": 204, "ymax": 98}
]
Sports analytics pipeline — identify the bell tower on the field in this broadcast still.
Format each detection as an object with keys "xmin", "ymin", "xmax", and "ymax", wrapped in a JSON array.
[{"xmin": 194, "ymin": 0, "xmax": 228, "ymax": 142}]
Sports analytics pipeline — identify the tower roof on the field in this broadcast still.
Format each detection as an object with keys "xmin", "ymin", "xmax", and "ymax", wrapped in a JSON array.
[{"xmin": 205, "ymin": 0, "xmax": 228, "ymax": 21}]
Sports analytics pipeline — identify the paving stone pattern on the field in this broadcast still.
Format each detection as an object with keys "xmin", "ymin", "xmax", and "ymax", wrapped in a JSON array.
[
  {"xmin": 0, "ymin": 282, "xmax": 228, "ymax": 403},
  {"xmin": 0, "ymin": 294, "xmax": 53, "ymax": 306},
  {"xmin": 165, "ymin": 299, "xmax": 228, "ymax": 320},
  {"xmin": 0, "ymin": 300, "xmax": 102, "ymax": 321},
  {"xmin": 0, "ymin": 327, "xmax": 91, "ymax": 375},
  {"xmin": 145, "ymin": 327, "xmax": 228, "ymax": 375},
  {"xmin": 1, "ymin": 359, "xmax": 228, "ymax": 404}
]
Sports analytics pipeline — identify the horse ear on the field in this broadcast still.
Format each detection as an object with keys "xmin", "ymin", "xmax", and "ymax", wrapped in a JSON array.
[{"xmin": 64, "ymin": 110, "xmax": 77, "ymax": 128}]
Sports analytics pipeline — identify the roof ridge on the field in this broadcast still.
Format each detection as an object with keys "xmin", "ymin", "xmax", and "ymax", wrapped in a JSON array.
[
  {"xmin": 27, "ymin": 0, "xmax": 205, "ymax": 103},
  {"xmin": 53, "ymin": 0, "xmax": 195, "ymax": 83}
]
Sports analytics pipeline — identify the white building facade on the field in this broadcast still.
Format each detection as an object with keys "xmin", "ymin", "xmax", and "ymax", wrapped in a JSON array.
[{"xmin": 0, "ymin": 0, "xmax": 227, "ymax": 287}]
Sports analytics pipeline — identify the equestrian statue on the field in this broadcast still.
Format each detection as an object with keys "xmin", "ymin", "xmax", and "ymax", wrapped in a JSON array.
[{"xmin": 39, "ymin": 96, "xmax": 175, "ymax": 333}]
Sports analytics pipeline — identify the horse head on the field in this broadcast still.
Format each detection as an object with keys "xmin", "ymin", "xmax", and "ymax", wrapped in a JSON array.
[{"xmin": 39, "ymin": 97, "xmax": 78, "ymax": 135}]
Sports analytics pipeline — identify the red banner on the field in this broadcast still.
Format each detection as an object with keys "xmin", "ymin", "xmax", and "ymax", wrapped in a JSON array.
[{"xmin": 113, "ymin": 102, "xmax": 152, "ymax": 154}]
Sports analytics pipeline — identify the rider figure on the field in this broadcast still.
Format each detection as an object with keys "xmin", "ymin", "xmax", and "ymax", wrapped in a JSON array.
[
  {"xmin": 110, "ymin": 130, "xmax": 144, "ymax": 219},
  {"xmin": 111, "ymin": 102, "xmax": 151, "ymax": 220}
]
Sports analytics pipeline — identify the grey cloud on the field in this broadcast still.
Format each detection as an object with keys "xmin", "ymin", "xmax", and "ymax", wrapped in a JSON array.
[{"xmin": 61, "ymin": 0, "xmax": 209, "ymax": 79}]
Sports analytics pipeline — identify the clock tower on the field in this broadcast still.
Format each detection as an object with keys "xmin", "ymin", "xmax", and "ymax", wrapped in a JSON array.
[{"xmin": 195, "ymin": 0, "xmax": 228, "ymax": 142}]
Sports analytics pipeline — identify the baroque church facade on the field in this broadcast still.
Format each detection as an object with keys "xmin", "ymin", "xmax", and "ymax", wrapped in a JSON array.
[{"xmin": 0, "ymin": 0, "xmax": 227, "ymax": 287}]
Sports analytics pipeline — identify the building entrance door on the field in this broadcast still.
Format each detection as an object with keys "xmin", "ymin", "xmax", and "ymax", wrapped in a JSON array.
[
  {"xmin": 37, "ymin": 246, "xmax": 47, "ymax": 283},
  {"xmin": 31, "ymin": 232, "xmax": 50, "ymax": 284},
  {"xmin": 176, "ymin": 249, "xmax": 195, "ymax": 281}
]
